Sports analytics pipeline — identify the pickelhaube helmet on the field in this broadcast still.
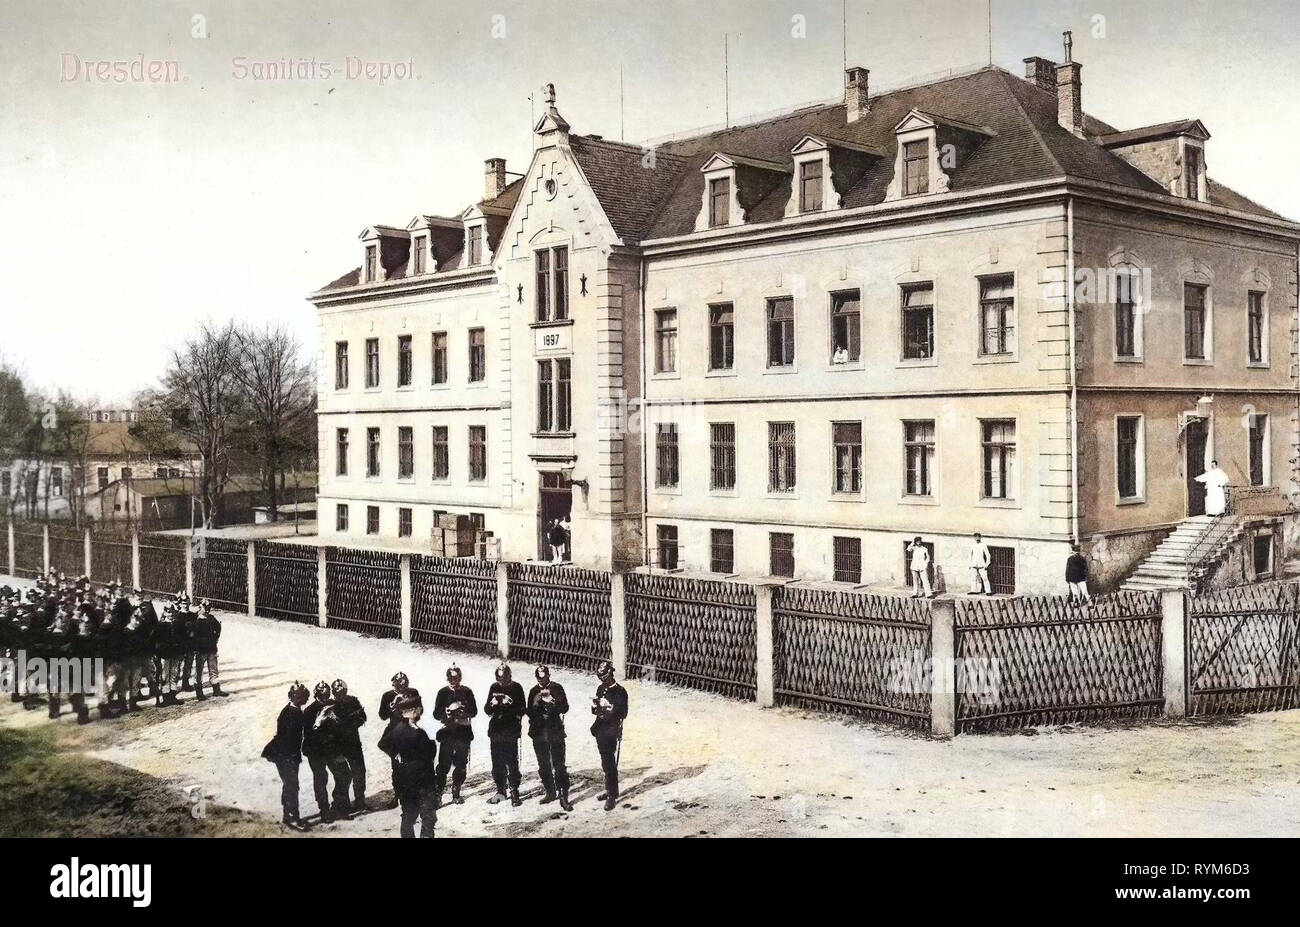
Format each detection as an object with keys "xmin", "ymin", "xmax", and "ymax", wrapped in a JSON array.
[
  {"xmin": 330, "ymin": 678, "xmax": 348, "ymax": 695},
  {"xmin": 313, "ymin": 681, "xmax": 332, "ymax": 700},
  {"xmin": 596, "ymin": 660, "xmax": 615, "ymax": 680},
  {"xmin": 391, "ymin": 672, "xmax": 409, "ymax": 688},
  {"xmin": 445, "ymin": 664, "xmax": 462, "ymax": 682},
  {"xmin": 288, "ymin": 681, "xmax": 310, "ymax": 702},
  {"xmin": 494, "ymin": 663, "xmax": 511, "ymax": 681},
  {"xmin": 535, "ymin": 664, "xmax": 551, "ymax": 681}
]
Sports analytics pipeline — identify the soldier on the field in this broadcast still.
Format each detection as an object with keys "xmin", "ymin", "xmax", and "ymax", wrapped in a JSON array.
[
  {"xmin": 118, "ymin": 609, "xmax": 150, "ymax": 711},
  {"xmin": 95, "ymin": 605, "xmax": 123, "ymax": 718},
  {"xmin": 262, "ymin": 681, "xmax": 311, "ymax": 831},
  {"xmin": 484, "ymin": 663, "xmax": 525, "ymax": 807},
  {"xmin": 377, "ymin": 672, "xmax": 421, "ymax": 809},
  {"xmin": 378, "ymin": 694, "xmax": 438, "ymax": 838},
  {"xmin": 44, "ymin": 607, "xmax": 73, "ymax": 720},
  {"xmin": 153, "ymin": 606, "xmax": 185, "ymax": 706},
  {"xmin": 190, "ymin": 600, "xmax": 226, "ymax": 699},
  {"xmin": 175, "ymin": 592, "xmax": 196, "ymax": 691},
  {"xmin": 590, "ymin": 660, "xmax": 628, "ymax": 812},
  {"xmin": 329, "ymin": 679, "xmax": 368, "ymax": 811},
  {"xmin": 432, "ymin": 664, "xmax": 477, "ymax": 807},
  {"xmin": 70, "ymin": 614, "xmax": 95, "ymax": 724},
  {"xmin": 526, "ymin": 664, "xmax": 572, "ymax": 811},
  {"xmin": 303, "ymin": 681, "xmax": 352, "ymax": 822}
]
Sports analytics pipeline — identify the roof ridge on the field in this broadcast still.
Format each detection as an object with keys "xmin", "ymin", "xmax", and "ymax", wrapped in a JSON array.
[{"xmin": 573, "ymin": 133, "xmax": 688, "ymax": 161}]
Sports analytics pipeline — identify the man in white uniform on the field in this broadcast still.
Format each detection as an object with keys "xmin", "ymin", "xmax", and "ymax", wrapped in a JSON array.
[
  {"xmin": 968, "ymin": 533, "xmax": 992, "ymax": 595},
  {"xmin": 907, "ymin": 537, "xmax": 933, "ymax": 598},
  {"xmin": 1194, "ymin": 459, "xmax": 1230, "ymax": 516}
]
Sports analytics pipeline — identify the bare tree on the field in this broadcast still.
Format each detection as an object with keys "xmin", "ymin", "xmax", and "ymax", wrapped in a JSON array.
[{"xmin": 0, "ymin": 360, "xmax": 31, "ymax": 519}]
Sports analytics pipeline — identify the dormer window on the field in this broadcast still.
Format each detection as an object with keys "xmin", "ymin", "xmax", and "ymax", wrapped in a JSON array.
[
  {"xmin": 364, "ymin": 244, "xmax": 378, "ymax": 282},
  {"xmin": 709, "ymin": 177, "xmax": 731, "ymax": 227},
  {"xmin": 903, "ymin": 140, "xmax": 929, "ymax": 196},
  {"xmin": 1184, "ymin": 144, "xmax": 1202, "ymax": 200},
  {"xmin": 411, "ymin": 235, "xmax": 428, "ymax": 275},
  {"xmin": 467, "ymin": 225, "xmax": 483, "ymax": 265},
  {"xmin": 799, "ymin": 160, "xmax": 823, "ymax": 212}
]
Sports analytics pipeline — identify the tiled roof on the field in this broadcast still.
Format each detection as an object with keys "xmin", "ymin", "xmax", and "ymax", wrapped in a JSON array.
[
  {"xmin": 568, "ymin": 135, "xmax": 690, "ymax": 243},
  {"xmin": 1097, "ymin": 119, "xmax": 1208, "ymax": 147}
]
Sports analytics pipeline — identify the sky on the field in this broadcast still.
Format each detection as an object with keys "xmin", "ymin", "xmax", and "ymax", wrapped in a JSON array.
[{"xmin": 1, "ymin": 0, "xmax": 1297, "ymax": 402}]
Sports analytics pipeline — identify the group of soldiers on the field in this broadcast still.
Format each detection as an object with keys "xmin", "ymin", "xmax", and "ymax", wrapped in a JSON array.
[
  {"xmin": 0, "ymin": 570, "xmax": 226, "ymax": 722},
  {"xmin": 263, "ymin": 659, "xmax": 629, "ymax": 837}
]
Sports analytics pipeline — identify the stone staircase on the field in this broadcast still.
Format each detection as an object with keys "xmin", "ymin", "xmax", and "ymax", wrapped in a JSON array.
[{"xmin": 1120, "ymin": 515, "xmax": 1225, "ymax": 592}]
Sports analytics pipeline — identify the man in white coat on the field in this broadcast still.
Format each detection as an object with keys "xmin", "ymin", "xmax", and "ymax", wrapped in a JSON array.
[
  {"xmin": 968, "ymin": 533, "xmax": 992, "ymax": 595},
  {"xmin": 1194, "ymin": 459, "xmax": 1230, "ymax": 516},
  {"xmin": 907, "ymin": 536, "xmax": 933, "ymax": 598}
]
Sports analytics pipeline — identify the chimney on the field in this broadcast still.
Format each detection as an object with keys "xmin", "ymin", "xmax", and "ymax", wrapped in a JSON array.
[
  {"xmin": 1055, "ymin": 32, "xmax": 1084, "ymax": 138},
  {"xmin": 845, "ymin": 66, "xmax": 870, "ymax": 123},
  {"xmin": 1023, "ymin": 56, "xmax": 1057, "ymax": 93},
  {"xmin": 484, "ymin": 158, "xmax": 507, "ymax": 200}
]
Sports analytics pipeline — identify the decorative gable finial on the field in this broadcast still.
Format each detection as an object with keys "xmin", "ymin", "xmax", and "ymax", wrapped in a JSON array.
[
  {"xmin": 544, "ymin": 82, "xmax": 556, "ymax": 106},
  {"xmin": 534, "ymin": 81, "xmax": 570, "ymax": 147}
]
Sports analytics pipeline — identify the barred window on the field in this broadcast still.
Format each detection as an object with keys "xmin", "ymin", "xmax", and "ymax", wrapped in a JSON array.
[
  {"xmin": 980, "ymin": 419, "xmax": 1016, "ymax": 500},
  {"xmin": 335, "ymin": 341, "xmax": 349, "ymax": 389},
  {"xmin": 398, "ymin": 507, "xmax": 413, "ymax": 538},
  {"xmin": 903, "ymin": 139, "xmax": 929, "ymax": 195},
  {"xmin": 655, "ymin": 309, "xmax": 678, "ymax": 373},
  {"xmin": 365, "ymin": 338, "xmax": 379, "ymax": 387},
  {"xmin": 769, "ymin": 532, "xmax": 795, "ymax": 578},
  {"xmin": 655, "ymin": 423, "xmax": 679, "ymax": 488},
  {"xmin": 397, "ymin": 335, "xmax": 413, "ymax": 387},
  {"xmin": 468, "ymin": 328, "xmax": 486, "ymax": 382},
  {"xmin": 710, "ymin": 529, "xmax": 735, "ymax": 574},
  {"xmin": 336, "ymin": 428, "xmax": 349, "ymax": 476},
  {"xmin": 833, "ymin": 536, "xmax": 861, "ymax": 584},
  {"xmin": 656, "ymin": 524, "xmax": 679, "ymax": 570},
  {"xmin": 979, "ymin": 275, "xmax": 1015, "ymax": 355},
  {"xmin": 767, "ymin": 297, "xmax": 795, "ymax": 367},
  {"xmin": 1184, "ymin": 283, "xmax": 1207, "ymax": 359},
  {"xmin": 366, "ymin": 427, "xmax": 380, "ymax": 477},
  {"xmin": 1116, "ymin": 416, "xmax": 1142, "ymax": 499},
  {"xmin": 398, "ymin": 426, "xmax": 414, "ymax": 479},
  {"xmin": 335, "ymin": 504, "xmax": 348, "ymax": 532},
  {"xmin": 709, "ymin": 303, "xmax": 734, "ymax": 370},
  {"xmin": 1248, "ymin": 291, "xmax": 1265, "ymax": 364},
  {"xmin": 468, "ymin": 425, "xmax": 487, "ymax": 482},
  {"xmin": 710, "ymin": 422, "xmax": 736, "ymax": 490},
  {"xmin": 768, "ymin": 421, "xmax": 796, "ymax": 492},
  {"xmin": 1249, "ymin": 413, "xmax": 1268, "ymax": 486},
  {"xmin": 431, "ymin": 332, "xmax": 448, "ymax": 384},
  {"xmin": 799, "ymin": 159, "xmax": 823, "ymax": 212},
  {"xmin": 903, "ymin": 420, "xmax": 935, "ymax": 496},
  {"xmin": 366, "ymin": 505, "xmax": 379, "ymax": 535},
  {"xmin": 830, "ymin": 290, "xmax": 860, "ymax": 363},
  {"xmin": 901, "ymin": 283, "xmax": 934, "ymax": 359},
  {"xmin": 708, "ymin": 176, "xmax": 730, "ymax": 227},
  {"xmin": 832, "ymin": 421, "xmax": 862, "ymax": 493},
  {"xmin": 431, "ymin": 426, "xmax": 449, "ymax": 480}
]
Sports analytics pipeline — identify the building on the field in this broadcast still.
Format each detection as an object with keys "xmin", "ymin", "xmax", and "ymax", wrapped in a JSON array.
[{"xmin": 311, "ymin": 41, "xmax": 1299, "ymax": 592}]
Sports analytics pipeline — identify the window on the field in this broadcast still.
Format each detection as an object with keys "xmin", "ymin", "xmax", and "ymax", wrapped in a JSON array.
[
  {"xmin": 769, "ymin": 532, "xmax": 795, "ymax": 578},
  {"xmin": 467, "ymin": 225, "xmax": 483, "ymax": 265},
  {"xmin": 710, "ymin": 529, "xmax": 735, "ymax": 574},
  {"xmin": 468, "ymin": 426, "xmax": 487, "ymax": 481},
  {"xmin": 50, "ymin": 467, "xmax": 62, "ymax": 497},
  {"xmin": 655, "ymin": 423, "xmax": 679, "ymax": 488},
  {"xmin": 553, "ymin": 247, "xmax": 568, "ymax": 320},
  {"xmin": 654, "ymin": 309, "xmax": 678, "ymax": 373},
  {"xmin": 1184, "ymin": 145, "xmax": 1200, "ymax": 199},
  {"xmin": 121, "ymin": 467, "xmax": 132, "ymax": 481},
  {"xmin": 710, "ymin": 423, "xmax": 736, "ymax": 490},
  {"xmin": 833, "ymin": 422, "xmax": 862, "ymax": 494},
  {"xmin": 767, "ymin": 297, "xmax": 795, "ymax": 367},
  {"xmin": 412, "ymin": 236, "xmax": 427, "ymax": 275},
  {"xmin": 830, "ymin": 291, "xmax": 860, "ymax": 363},
  {"xmin": 535, "ymin": 249, "xmax": 550, "ymax": 321},
  {"xmin": 536, "ymin": 359, "xmax": 572, "ymax": 433},
  {"xmin": 365, "ymin": 338, "xmax": 379, "ymax": 388},
  {"xmin": 98, "ymin": 467, "xmax": 109, "ymax": 491},
  {"xmin": 335, "ymin": 341, "xmax": 349, "ymax": 389},
  {"xmin": 336, "ymin": 428, "xmax": 349, "ymax": 476},
  {"xmin": 366, "ymin": 427, "xmax": 380, "ymax": 477},
  {"xmin": 0, "ymin": 471, "xmax": 9, "ymax": 499},
  {"xmin": 535, "ymin": 246, "xmax": 569, "ymax": 322},
  {"xmin": 1248, "ymin": 291, "xmax": 1265, "ymax": 364},
  {"xmin": 768, "ymin": 422, "xmax": 796, "ymax": 492},
  {"xmin": 708, "ymin": 176, "xmax": 730, "ymax": 227},
  {"xmin": 398, "ymin": 426, "xmax": 414, "ymax": 479},
  {"xmin": 156, "ymin": 466, "xmax": 166, "ymax": 478},
  {"xmin": 397, "ymin": 335, "xmax": 413, "ymax": 387},
  {"xmin": 903, "ymin": 139, "xmax": 929, "ymax": 195},
  {"xmin": 336, "ymin": 504, "xmax": 348, "ymax": 532},
  {"xmin": 799, "ymin": 159, "xmax": 823, "ymax": 212},
  {"xmin": 902, "ymin": 283, "xmax": 934, "ymax": 359},
  {"xmin": 366, "ymin": 505, "xmax": 379, "ymax": 535},
  {"xmin": 988, "ymin": 546, "xmax": 1016, "ymax": 595},
  {"xmin": 431, "ymin": 332, "xmax": 448, "ymax": 384},
  {"xmin": 431, "ymin": 426, "xmax": 449, "ymax": 480},
  {"xmin": 537, "ymin": 360, "xmax": 553, "ymax": 432},
  {"xmin": 468, "ymin": 328, "xmax": 486, "ymax": 382},
  {"xmin": 398, "ymin": 507, "xmax": 413, "ymax": 538},
  {"xmin": 709, "ymin": 303, "xmax": 734, "ymax": 370},
  {"xmin": 833, "ymin": 537, "xmax": 862, "ymax": 584},
  {"xmin": 365, "ymin": 244, "xmax": 378, "ymax": 282},
  {"xmin": 903, "ymin": 420, "xmax": 935, "ymax": 496},
  {"xmin": 656, "ymin": 525, "xmax": 679, "ymax": 570},
  {"xmin": 1184, "ymin": 283, "xmax": 1208, "ymax": 360},
  {"xmin": 1252, "ymin": 531, "xmax": 1273, "ymax": 579},
  {"xmin": 979, "ymin": 275, "xmax": 1015, "ymax": 355},
  {"xmin": 1115, "ymin": 272, "xmax": 1138, "ymax": 358},
  {"xmin": 556, "ymin": 359, "xmax": 571, "ymax": 431},
  {"xmin": 1249, "ymin": 413, "xmax": 1268, "ymax": 486},
  {"xmin": 74, "ymin": 466, "xmax": 85, "ymax": 485},
  {"xmin": 1116, "ymin": 416, "xmax": 1143, "ymax": 500},
  {"xmin": 980, "ymin": 419, "xmax": 1016, "ymax": 500}
]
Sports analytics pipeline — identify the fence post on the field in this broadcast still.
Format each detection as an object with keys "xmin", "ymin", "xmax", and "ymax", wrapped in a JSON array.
[
  {"xmin": 1161, "ymin": 589, "xmax": 1188, "ymax": 718},
  {"xmin": 42, "ymin": 523, "xmax": 50, "ymax": 574},
  {"xmin": 930, "ymin": 598, "xmax": 957, "ymax": 739},
  {"xmin": 317, "ymin": 547, "xmax": 328, "ymax": 629},
  {"xmin": 609, "ymin": 571, "xmax": 627, "ymax": 679},
  {"xmin": 754, "ymin": 582, "xmax": 776, "ymax": 708},
  {"xmin": 399, "ymin": 555, "xmax": 412, "ymax": 643},
  {"xmin": 8, "ymin": 521, "xmax": 16, "ymax": 577},
  {"xmin": 495, "ymin": 561, "xmax": 510, "ymax": 659},
  {"xmin": 131, "ymin": 531, "xmax": 140, "ymax": 590},
  {"xmin": 246, "ymin": 541, "xmax": 256, "ymax": 617},
  {"xmin": 185, "ymin": 538, "xmax": 194, "ymax": 598},
  {"xmin": 83, "ymin": 528, "xmax": 92, "ymax": 580}
]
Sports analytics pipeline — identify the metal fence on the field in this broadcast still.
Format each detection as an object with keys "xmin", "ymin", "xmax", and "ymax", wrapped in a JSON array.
[
  {"xmin": 954, "ymin": 592, "xmax": 1163, "ymax": 732},
  {"xmin": 253, "ymin": 540, "xmax": 318, "ymax": 624},
  {"xmin": 506, "ymin": 562, "xmax": 611, "ymax": 670},
  {"xmin": 138, "ymin": 535, "xmax": 187, "ymax": 597},
  {"xmin": 194, "ymin": 538, "xmax": 250, "ymax": 612},
  {"xmin": 625, "ymin": 572, "xmax": 757, "ymax": 699},
  {"xmin": 89, "ymin": 532, "xmax": 132, "ymax": 586},
  {"xmin": 1188, "ymin": 581, "xmax": 1300, "ymax": 715},
  {"xmin": 0, "ymin": 522, "xmax": 7, "ymax": 575},
  {"xmin": 773, "ymin": 585, "xmax": 932, "ymax": 730},
  {"xmin": 47, "ymin": 527, "xmax": 83, "ymax": 577},
  {"xmin": 325, "ymin": 547, "xmax": 400, "ymax": 638},
  {"xmin": 411, "ymin": 554, "xmax": 497, "ymax": 651},
  {"xmin": 12, "ymin": 527, "xmax": 43, "ymax": 578}
]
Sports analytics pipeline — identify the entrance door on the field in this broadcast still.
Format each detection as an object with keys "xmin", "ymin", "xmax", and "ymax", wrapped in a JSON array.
[
  {"xmin": 1186, "ymin": 418, "xmax": 1208, "ymax": 516},
  {"xmin": 537, "ymin": 472, "xmax": 572, "ymax": 561}
]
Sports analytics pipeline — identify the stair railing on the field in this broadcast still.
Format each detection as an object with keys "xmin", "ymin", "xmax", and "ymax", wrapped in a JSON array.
[{"xmin": 1185, "ymin": 485, "xmax": 1289, "ymax": 585}]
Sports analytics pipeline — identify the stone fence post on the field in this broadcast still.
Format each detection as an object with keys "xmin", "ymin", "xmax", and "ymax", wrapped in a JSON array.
[
  {"xmin": 495, "ymin": 561, "xmax": 510, "ymax": 659},
  {"xmin": 131, "ymin": 531, "xmax": 141, "ymax": 590},
  {"xmin": 753, "ymin": 582, "xmax": 776, "ymax": 708},
  {"xmin": 84, "ymin": 528, "xmax": 92, "ymax": 579},
  {"xmin": 6, "ymin": 521, "xmax": 14, "ymax": 577},
  {"xmin": 317, "ymin": 547, "xmax": 328, "ymax": 628},
  {"xmin": 42, "ymin": 523, "xmax": 50, "ymax": 574},
  {"xmin": 609, "ymin": 571, "xmax": 627, "ymax": 679},
  {"xmin": 1161, "ymin": 589, "xmax": 1188, "ymax": 718},
  {"xmin": 399, "ymin": 555, "xmax": 412, "ymax": 643},
  {"xmin": 246, "ymin": 541, "xmax": 256, "ymax": 617},
  {"xmin": 930, "ymin": 598, "xmax": 957, "ymax": 739}
]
